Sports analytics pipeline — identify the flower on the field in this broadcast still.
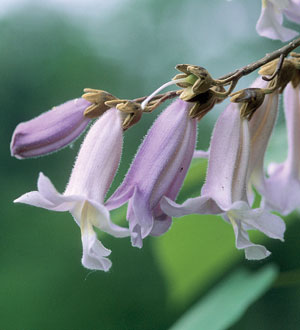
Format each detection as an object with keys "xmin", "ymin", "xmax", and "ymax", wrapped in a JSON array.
[
  {"xmin": 161, "ymin": 102, "xmax": 285, "ymax": 259},
  {"xmin": 14, "ymin": 108, "xmax": 129, "ymax": 271},
  {"xmin": 10, "ymin": 98, "xmax": 91, "ymax": 159},
  {"xmin": 246, "ymin": 77, "xmax": 279, "ymax": 204},
  {"xmin": 106, "ymin": 99, "xmax": 197, "ymax": 248},
  {"xmin": 261, "ymin": 82, "xmax": 300, "ymax": 214},
  {"xmin": 256, "ymin": 0, "xmax": 300, "ymax": 42}
]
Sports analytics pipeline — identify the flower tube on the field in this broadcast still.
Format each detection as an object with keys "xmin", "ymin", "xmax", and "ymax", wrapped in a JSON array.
[
  {"xmin": 106, "ymin": 99, "xmax": 197, "ymax": 248},
  {"xmin": 161, "ymin": 103, "xmax": 285, "ymax": 259},
  {"xmin": 11, "ymin": 98, "xmax": 91, "ymax": 159},
  {"xmin": 246, "ymin": 77, "xmax": 279, "ymax": 204},
  {"xmin": 14, "ymin": 108, "xmax": 129, "ymax": 271},
  {"xmin": 262, "ymin": 83, "xmax": 300, "ymax": 214}
]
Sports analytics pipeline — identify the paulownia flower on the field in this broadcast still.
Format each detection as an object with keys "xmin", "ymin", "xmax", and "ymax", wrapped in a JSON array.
[
  {"xmin": 11, "ymin": 98, "xmax": 91, "ymax": 159},
  {"xmin": 256, "ymin": 0, "xmax": 300, "ymax": 42},
  {"xmin": 246, "ymin": 77, "xmax": 279, "ymax": 204},
  {"xmin": 106, "ymin": 99, "xmax": 197, "ymax": 248},
  {"xmin": 161, "ymin": 103, "xmax": 285, "ymax": 259},
  {"xmin": 14, "ymin": 108, "xmax": 129, "ymax": 271},
  {"xmin": 262, "ymin": 83, "xmax": 300, "ymax": 214}
]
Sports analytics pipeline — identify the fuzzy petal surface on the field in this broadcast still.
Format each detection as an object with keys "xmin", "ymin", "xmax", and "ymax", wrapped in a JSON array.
[
  {"xmin": 15, "ymin": 109, "xmax": 129, "ymax": 271},
  {"xmin": 107, "ymin": 99, "xmax": 197, "ymax": 245},
  {"xmin": 263, "ymin": 84, "xmax": 300, "ymax": 214},
  {"xmin": 247, "ymin": 78, "xmax": 279, "ymax": 203},
  {"xmin": 161, "ymin": 101, "xmax": 284, "ymax": 260},
  {"xmin": 10, "ymin": 98, "xmax": 91, "ymax": 158}
]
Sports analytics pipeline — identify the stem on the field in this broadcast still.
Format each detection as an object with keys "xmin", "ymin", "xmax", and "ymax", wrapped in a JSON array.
[
  {"xmin": 218, "ymin": 37, "xmax": 300, "ymax": 83},
  {"xmin": 132, "ymin": 37, "xmax": 300, "ymax": 113}
]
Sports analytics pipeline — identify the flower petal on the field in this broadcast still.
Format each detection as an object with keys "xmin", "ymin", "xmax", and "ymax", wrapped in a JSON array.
[
  {"xmin": 80, "ymin": 202, "xmax": 112, "ymax": 271},
  {"xmin": 15, "ymin": 172, "xmax": 79, "ymax": 211},
  {"xmin": 256, "ymin": 2, "xmax": 299, "ymax": 41},
  {"xmin": 87, "ymin": 200, "xmax": 130, "ymax": 238},
  {"xmin": 161, "ymin": 195, "xmax": 223, "ymax": 217},
  {"xmin": 126, "ymin": 187, "xmax": 153, "ymax": 247},
  {"xmin": 284, "ymin": 0, "xmax": 300, "ymax": 23},
  {"xmin": 229, "ymin": 201, "xmax": 285, "ymax": 241},
  {"xmin": 229, "ymin": 216, "xmax": 271, "ymax": 260},
  {"xmin": 150, "ymin": 213, "xmax": 172, "ymax": 236},
  {"xmin": 262, "ymin": 84, "xmax": 300, "ymax": 214},
  {"xmin": 108, "ymin": 99, "xmax": 197, "ymax": 244},
  {"xmin": 65, "ymin": 108, "xmax": 123, "ymax": 202},
  {"xmin": 201, "ymin": 104, "xmax": 250, "ymax": 207},
  {"xmin": 247, "ymin": 78, "xmax": 279, "ymax": 203}
]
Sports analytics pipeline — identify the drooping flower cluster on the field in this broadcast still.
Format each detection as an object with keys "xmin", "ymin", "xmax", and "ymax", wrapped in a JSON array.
[{"xmin": 10, "ymin": 48, "xmax": 300, "ymax": 270}]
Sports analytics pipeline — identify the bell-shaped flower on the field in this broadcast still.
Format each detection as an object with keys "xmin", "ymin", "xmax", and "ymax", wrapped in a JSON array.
[
  {"xmin": 261, "ymin": 83, "xmax": 300, "ymax": 215},
  {"xmin": 256, "ymin": 0, "xmax": 300, "ymax": 42},
  {"xmin": 161, "ymin": 103, "xmax": 285, "ymax": 260},
  {"xmin": 246, "ymin": 78, "xmax": 279, "ymax": 204},
  {"xmin": 11, "ymin": 98, "xmax": 91, "ymax": 159},
  {"xmin": 14, "ymin": 108, "xmax": 129, "ymax": 271},
  {"xmin": 106, "ymin": 99, "xmax": 197, "ymax": 248}
]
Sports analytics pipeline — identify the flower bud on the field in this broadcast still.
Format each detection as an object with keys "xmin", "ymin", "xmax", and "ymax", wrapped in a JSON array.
[{"xmin": 11, "ymin": 98, "xmax": 91, "ymax": 159}]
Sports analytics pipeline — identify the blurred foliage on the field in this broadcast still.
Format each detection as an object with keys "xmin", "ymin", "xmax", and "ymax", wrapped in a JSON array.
[
  {"xmin": 1, "ymin": 0, "xmax": 300, "ymax": 329},
  {"xmin": 170, "ymin": 265, "xmax": 278, "ymax": 330}
]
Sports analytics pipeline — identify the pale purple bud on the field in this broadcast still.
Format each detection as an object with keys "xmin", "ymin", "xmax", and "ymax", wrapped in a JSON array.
[
  {"xmin": 10, "ymin": 98, "xmax": 91, "ymax": 159},
  {"xmin": 106, "ymin": 99, "xmax": 197, "ymax": 248}
]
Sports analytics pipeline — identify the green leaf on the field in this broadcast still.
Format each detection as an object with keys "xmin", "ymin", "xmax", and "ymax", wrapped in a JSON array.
[{"xmin": 169, "ymin": 265, "xmax": 278, "ymax": 330}]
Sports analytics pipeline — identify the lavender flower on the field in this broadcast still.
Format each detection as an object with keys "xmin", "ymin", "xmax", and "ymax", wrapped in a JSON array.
[
  {"xmin": 14, "ymin": 108, "xmax": 129, "ymax": 271},
  {"xmin": 11, "ymin": 98, "xmax": 91, "ymax": 159},
  {"xmin": 261, "ymin": 83, "xmax": 300, "ymax": 214},
  {"xmin": 161, "ymin": 103, "xmax": 285, "ymax": 259},
  {"xmin": 106, "ymin": 99, "xmax": 197, "ymax": 248},
  {"xmin": 246, "ymin": 77, "xmax": 279, "ymax": 204},
  {"xmin": 256, "ymin": 0, "xmax": 300, "ymax": 42}
]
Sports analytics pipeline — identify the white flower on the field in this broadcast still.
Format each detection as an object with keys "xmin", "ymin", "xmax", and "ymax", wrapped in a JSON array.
[{"xmin": 14, "ymin": 108, "xmax": 129, "ymax": 271}]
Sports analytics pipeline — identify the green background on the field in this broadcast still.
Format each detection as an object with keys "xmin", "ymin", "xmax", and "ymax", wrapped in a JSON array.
[{"xmin": 1, "ymin": 0, "xmax": 300, "ymax": 329}]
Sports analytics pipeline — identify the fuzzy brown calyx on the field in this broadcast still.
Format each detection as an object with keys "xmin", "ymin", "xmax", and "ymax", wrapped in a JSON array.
[
  {"xmin": 290, "ymin": 53, "xmax": 300, "ymax": 88},
  {"xmin": 230, "ymin": 88, "xmax": 265, "ymax": 120},
  {"xmin": 105, "ymin": 99, "xmax": 142, "ymax": 130},
  {"xmin": 82, "ymin": 89, "xmax": 116, "ymax": 118},
  {"xmin": 259, "ymin": 59, "xmax": 298, "ymax": 93},
  {"xmin": 188, "ymin": 86, "xmax": 225, "ymax": 120},
  {"xmin": 174, "ymin": 64, "xmax": 217, "ymax": 101}
]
